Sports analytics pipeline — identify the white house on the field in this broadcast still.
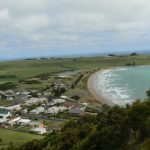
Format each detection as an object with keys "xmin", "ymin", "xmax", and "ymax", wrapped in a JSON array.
[
  {"xmin": 30, "ymin": 122, "xmax": 46, "ymax": 134},
  {"xmin": 16, "ymin": 91, "xmax": 30, "ymax": 100},
  {"xmin": 53, "ymin": 98, "xmax": 66, "ymax": 105},
  {"xmin": 0, "ymin": 90, "xmax": 15, "ymax": 100},
  {"xmin": 0, "ymin": 107, "xmax": 11, "ymax": 124},
  {"xmin": 31, "ymin": 127, "xmax": 46, "ymax": 134},
  {"xmin": 25, "ymin": 98, "xmax": 47, "ymax": 106},
  {"xmin": 45, "ymin": 106, "xmax": 67, "ymax": 114},
  {"xmin": 7, "ymin": 116, "xmax": 21, "ymax": 126},
  {"xmin": 8, "ymin": 104, "xmax": 21, "ymax": 111},
  {"xmin": 17, "ymin": 118, "xmax": 31, "ymax": 125},
  {"xmin": 30, "ymin": 107, "xmax": 45, "ymax": 115}
]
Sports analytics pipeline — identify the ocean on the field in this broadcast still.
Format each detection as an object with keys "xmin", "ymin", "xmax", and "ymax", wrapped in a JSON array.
[{"xmin": 98, "ymin": 66, "xmax": 150, "ymax": 106}]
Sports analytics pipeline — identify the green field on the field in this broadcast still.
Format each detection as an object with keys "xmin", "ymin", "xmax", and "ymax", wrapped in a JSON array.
[
  {"xmin": 0, "ymin": 128, "xmax": 44, "ymax": 148},
  {"xmin": 0, "ymin": 55, "xmax": 150, "ymax": 82},
  {"xmin": 0, "ymin": 54, "xmax": 149, "ymax": 91}
]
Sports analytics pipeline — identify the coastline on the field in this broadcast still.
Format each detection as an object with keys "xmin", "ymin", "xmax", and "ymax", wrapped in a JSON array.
[{"xmin": 87, "ymin": 70, "xmax": 115, "ymax": 106}]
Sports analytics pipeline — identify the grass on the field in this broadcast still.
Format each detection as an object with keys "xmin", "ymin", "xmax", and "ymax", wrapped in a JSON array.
[
  {"xmin": 0, "ymin": 55, "xmax": 150, "ymax": 82},
  {"xmin": 0, "ymin": 128, "xmax": 44, "ymax": 148},
  {"xmin": 0, "ymin": 54, "xmax": 149, "ymax": 90},
  {"xmin": 138, "ymin": 138, "xmax": 150, "ymax": 150}
]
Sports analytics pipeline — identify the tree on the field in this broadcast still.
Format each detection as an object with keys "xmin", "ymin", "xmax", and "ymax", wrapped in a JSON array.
[{"xmin": 146, "ymin": 89, "xmax": 150, "ymax": 99}]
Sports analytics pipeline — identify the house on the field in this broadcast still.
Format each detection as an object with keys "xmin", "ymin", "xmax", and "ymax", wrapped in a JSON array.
[
  {"xmin": 31, "ymin": 127, "xmax": 46, "ymax": 134},
  {"xmin": 22, "ymin": 108, "xmax": 28, "ymax": 114},
  {"xmin": 60, "ymin": 95, "xmax": 69, "ymax": 100},
  {"xmin": 53, "ymin": 98, "xmax": 66, "ymax": 105},
  {"xmin": 17, "ymin": 118, "xmax": 31, "ymax": 125},
  {"xmin": 30, "ymin": 107, "xmax": 45, "ymax": 115},
  {"xmin": 48, "ymin": 101, "xmax": 55, "ymax": 106},
  {"xmin": 8, "ymin": 104, "xmax": 21, "ymax": 111},
  {"xmin": 45, "ymin": 106, "xmax": 67, "ymax": 114},
  {"xmin": 52, "ymin": 82, "xmax": 67, "ymax": 90},
  {"xmin": 68, "ymin": 108, "xmax": 85, "ymax": 116},
  {"xmin": 74, "ymin": 104, "xmax": 86, "ymax": 111},
  {"xmin": 25, "ymin": 98, "xmax": 48, "ymax": 106},
  {"xmin": 62, "ymin": 101, "xmax": 76, "ymax": 109},
  {"xmin": 7, "ymin": 115, "xmax": 21, "ymax": 126},
  {"xmin": 0, "ymin": 107, "xmax": 11, "ymax": 124},
  {"xmin": 30, "ymin": 122, "xmax": 46, "ymax": 134},
  {"xmin": 43, "ymin": 91, "xmax": 52, "ymax": 98},
  {"xmin": 0, "ymin": 90, "xmax": 15, "ymax": 100},
  {"xmin": 16, "ymin": 91, "xmax": 30, "ymax": 100}
]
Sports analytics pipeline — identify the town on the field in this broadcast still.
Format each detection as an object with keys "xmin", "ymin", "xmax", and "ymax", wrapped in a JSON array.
[{"xmin": 0, "ymin": 71, "xmax": 95, "ymax": 135}]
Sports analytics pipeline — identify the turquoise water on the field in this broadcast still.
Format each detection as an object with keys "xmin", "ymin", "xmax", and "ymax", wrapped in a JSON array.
[{"xmin": 98, "ymin": 66, "xmax": 150, "ymax": 106}]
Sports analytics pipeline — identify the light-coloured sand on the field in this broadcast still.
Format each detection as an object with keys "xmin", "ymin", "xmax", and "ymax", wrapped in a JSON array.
[{"xmin": 87, "ymin": 70, "xmax": 115, "ymax": 106}]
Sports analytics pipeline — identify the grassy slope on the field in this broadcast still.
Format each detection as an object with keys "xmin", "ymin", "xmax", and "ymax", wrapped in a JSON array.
[{"xmin": 0, "ymin": 128, "xmax": 44, "ymax": 148}]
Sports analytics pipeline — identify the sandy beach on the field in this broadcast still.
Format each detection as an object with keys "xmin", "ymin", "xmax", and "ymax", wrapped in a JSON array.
[{"xmin": 87, "ymin": 70, "xmax": 115, "ymax": 106}]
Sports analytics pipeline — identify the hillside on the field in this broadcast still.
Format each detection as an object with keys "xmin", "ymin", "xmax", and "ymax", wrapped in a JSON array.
[
  {"xmin": 1, "ymin": 54, "xmax": 150, "ymax": 150},
  {"xmin": 4, "ymin": 98, "xmax": 150, "ymax": 150}
]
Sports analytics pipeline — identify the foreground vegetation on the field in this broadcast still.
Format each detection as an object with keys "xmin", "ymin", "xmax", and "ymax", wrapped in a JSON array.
[
  {"xmin": 2, "ymin": 97, "xmax": 150, "ymax": 150},
  {"xmin": 0, "ymin": 128, "xmax": 44, "ymax": 149}
]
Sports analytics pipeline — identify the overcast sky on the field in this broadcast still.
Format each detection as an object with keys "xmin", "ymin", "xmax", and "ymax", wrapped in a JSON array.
[{"xmin": 0, "ymin": 0, "xmax": 150, "ymax": 59}]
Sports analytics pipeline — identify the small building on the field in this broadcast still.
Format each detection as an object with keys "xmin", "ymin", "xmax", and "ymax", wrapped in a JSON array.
[
  {"xmin": 74, "ymin": 104, "xmax": 86, "ymax": 111},
  {"xmin": 17, "ymin": 118, "xmax": 31, "ymax": 125},
  {"xmin": 30, "ymin": 107, "xmax": 45, "ymax": 115},
  {"xmin": 25, "ymin": 98, "xmax": 48, "ymax": 106},
  {"xmin": 62, "ymin": 101, "xmax": 76, "ymax": 109},
  {"xmin": 60, "ymin": 95, "xmax": 69, "ymax": 100},
  {"xmin": 30, "ymin": 123, "xmax": 46, "ymax": 134},
  {"xmin": 0, "ymin": 90, "xmax": 15, "ymax": 100},
  {"xmin": 16, "ymin": 91, "xmax": 30, "ymax": 100},
  {"xmin": 8, "ymin": 104, "xmax": 21, "ymax": 111},
  {"xmin": 7, "ymin": 116, "xmax": 21, "ymax": 126},
  {"xmin": 0, "ymin": 107, "xmax": 11, "ymax": 124},
  {"xmin": 68, "ymin": 108, "xmax": 85, "ymax": 116},
  {"xmin": 45, "ymin": 106, "xmax": 67, "ymax": 114},
  {"xmin": 30, "ymin": 127, "xmax": 46, "ymax": 134},
  {"xmin": 22, "ymin": 108, "xmax": 28, "ymax": 114},
  {"xmin": 53, "ymin": 98, "xmax": 66, "ymax": 105}
]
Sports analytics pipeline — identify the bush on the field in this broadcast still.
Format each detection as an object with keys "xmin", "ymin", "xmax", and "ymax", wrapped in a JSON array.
[{"xmin": 0, "ymin": 82, "xmax": 17, "ymax": 90}]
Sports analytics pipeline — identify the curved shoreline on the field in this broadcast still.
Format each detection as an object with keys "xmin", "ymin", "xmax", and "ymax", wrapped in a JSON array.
[{"xmin": 87, "ymin": 70, "xmax": 115, "ymax": 106}]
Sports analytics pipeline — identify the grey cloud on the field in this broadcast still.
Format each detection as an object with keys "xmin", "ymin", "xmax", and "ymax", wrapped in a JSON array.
[{"xmin": 0, "ymin": 0, "xmax": 150, "ymax": 55}]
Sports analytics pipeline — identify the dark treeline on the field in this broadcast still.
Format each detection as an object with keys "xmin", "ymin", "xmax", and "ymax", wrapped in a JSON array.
[
  {"xmin": 0, "ymin": 82, "xmax": 17, "ymax": 90},
  {"xmin": 71, "ymin": 74, "xmax": 84, "ymax": 89},
  {"xmin": 0, "ymin": 75, "xmax": 17, "ymax": 79}
]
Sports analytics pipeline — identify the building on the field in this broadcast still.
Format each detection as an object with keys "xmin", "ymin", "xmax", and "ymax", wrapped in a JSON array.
[
  {"xmin": 62, "ymin": 101, "xmax": 76, "ymax": 109},
  {"xmin": 8, "ymin": 104, "xmax": 21, "ymax": 111},
  {"xmin": 16, "ymin": 91, "xmax": 30, "ymax": 100},
  {"xmin": 0, "ymin": 90, "xmax": 15, "ymax": 100},
  {"xmin": 45, "ymin": 106, "xmax": 67, "ymax": 114},
  {"xmin": 7, "ymin": 116, "xmax": 21, "ymax": 126},
  {"xmin": 30, "ymin": 123, "xmax": 46, "ymax": 134},
  {"xmin": 30, "ymin": 107, "xmax": 45, "ymax": 115},
  {"xmin": 25, "ymin": 98, "xmax": 48, "ymax": 106},
  {"xmin": 68, "ymin": 108, "xmax": 85, "ymax": 116},
  {"xmin": 17, "ymin": 118, "xmax": 31, "ymax": 125},
  {"xmin": 0, "ymin": 107, "xmax": 11, "ymax": 124},
  {"xmin": 31, "ymin": 127, "xmax": 46, "ymax": 134},
  {"xmin": 53, "ymin": 98, "xmax": 66, "ymax": 105}
]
